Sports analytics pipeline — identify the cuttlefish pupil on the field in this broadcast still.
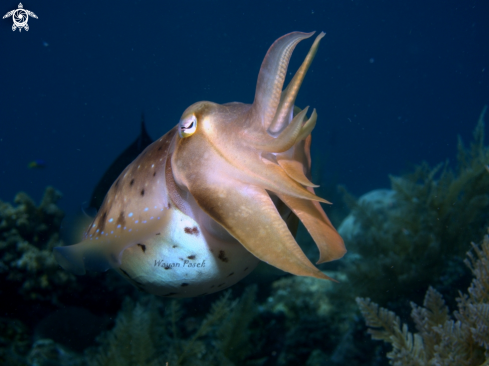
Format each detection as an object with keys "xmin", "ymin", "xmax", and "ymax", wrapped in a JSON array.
[
  {"xmin": 179, "ymin": 114, "xmax": 197, "ymax": 138},
  {"xmin": 54, "ymin": 31, "xmax": 346, "ymax": 298}
]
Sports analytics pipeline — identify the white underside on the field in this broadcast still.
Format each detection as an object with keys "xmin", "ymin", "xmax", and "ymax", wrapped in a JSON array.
[{"xmin": 118, "ymin": 205, "xmax": 259, "ymax": 297}]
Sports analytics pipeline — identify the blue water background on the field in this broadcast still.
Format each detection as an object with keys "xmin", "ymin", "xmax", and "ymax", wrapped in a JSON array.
[{"xmin": 1, "ymin": 0, "xmax": 488, "ymax": 214}]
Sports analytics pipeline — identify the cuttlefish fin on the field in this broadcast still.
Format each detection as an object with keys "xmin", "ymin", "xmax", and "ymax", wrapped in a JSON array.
[
  {"xmin": 277, "ymin": 190, "xmax": 346, "ymax": 264},
  {"xmin": 54, "ymin": 237, "xmax": 116, "ymax": 275},
  {"xmin": 54, "ymin": 211, "xmax": 168, "ymax": 275},
  {"xmin": 189, "ymin": 177, "xmax": 334, "ymax": 280}
]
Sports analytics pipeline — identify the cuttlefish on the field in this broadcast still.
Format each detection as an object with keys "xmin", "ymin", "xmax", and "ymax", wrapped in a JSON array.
[{"xmin": 54, "ymin": 31, "xmax": 346, "ymax": 297}]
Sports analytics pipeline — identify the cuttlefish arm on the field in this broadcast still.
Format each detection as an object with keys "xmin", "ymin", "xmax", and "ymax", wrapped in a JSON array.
[
  {"xmin": 253, "ymin": 32, "xmax": 315, "ymax": 131},
  {"xmin": 276, "ymin": 136, "xmax": 345, "ymax": 264},
  {"xmin": 279, "ymin": 190, "xmax": 344, "ymax": 264},
  {"xmin": 172, "ymin": 31, "xmax": 346, "ymax": 280},
  {"xmin": 197, "ymin": 179, "xmax": 331, "ymax": 278},
  {"xmin": 173, "ymin": 142, "xmax": 332, "ymax": 280}
]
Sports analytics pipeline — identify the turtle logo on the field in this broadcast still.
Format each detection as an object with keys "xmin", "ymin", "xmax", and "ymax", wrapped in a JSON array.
[{"xmin": 3, "ymin": 3, "xmax": 38, "ymax": 32}]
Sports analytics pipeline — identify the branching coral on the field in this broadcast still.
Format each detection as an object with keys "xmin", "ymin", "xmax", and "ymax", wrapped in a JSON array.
[
  {"xmin": 0, "ymin": 187, "xmax": 76, "ymax": 304},
  {"xmin": 357, "ymin": 230, "xmax": 489, "ymax": 365},
  {"xmin": 338, "ymin": 106, "xmax": 489, "ymax": 307}
]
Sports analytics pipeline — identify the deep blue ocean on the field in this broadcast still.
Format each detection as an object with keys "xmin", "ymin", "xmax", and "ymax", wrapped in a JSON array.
[{"xmin": 1, "ymin": 0, "xmax": 487, "ymax": 212}]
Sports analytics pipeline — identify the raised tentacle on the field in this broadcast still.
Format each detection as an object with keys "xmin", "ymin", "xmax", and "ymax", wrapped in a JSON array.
[
  {"xmin": 268, "ymin": 32, "xmax": 325, "ymax": 135},
  {"xmin": 251, "ymin": 32, "xmax": 315, "ymax": 130}
]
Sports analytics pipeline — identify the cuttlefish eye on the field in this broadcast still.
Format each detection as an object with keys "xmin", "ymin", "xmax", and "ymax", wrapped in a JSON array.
[{"xmin": 179, "ymin": 114, "xmax": 197, "ymax": 138}]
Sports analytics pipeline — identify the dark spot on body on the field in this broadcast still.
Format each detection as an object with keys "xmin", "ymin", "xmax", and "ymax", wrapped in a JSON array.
[
  {"xmin": 158, "ymin": 146, "xmax": 162, "ymax": 151},
  {"xmin": 184, "ymin": 227, "xmax": 199, "ymax": 235},
  {"xmin": 167, "ymin": 202, "xmax": 172, "ymax": 209},
  {"xmin": 97, "ymin": 212, "xmax": 107, "ymax": 233},
  {"xmin": 115, "ymin": 179, "xmax": 120, "ymax": 187},
  {"xmin": 130, "ymin": 179, "xmax": 135, "ymax": 186},
  {"xmin": 181, "ymin": 283, "xmax": 189, "ymax": 287},
  {"xmin": 116, "ymin": 211, "xmax": 126, "ymax": 227},
  {"xmin": 137, "ymin": 243, "xmax": 146, "ymax": 253},
  {"xmin": 218, "ymin": 250, "xmax": 229, "ymax": 262},
  {"xmin": 141, "ymin": 189, "xmax": 145, "ymax": 196},
  {"xmin": 172, "ymin": 245, "xmax": 177, "ymax": 248},
  {"xmin": 227, "ymin": 272, "xmax": 234, "ymax": 277},
  {"xmin": 156, "ymin": 232, "xmax": 161, "ymax": 235},
  {"xmin": 244, "ymin": 267, "xmax": 249, "ymax": 271},
  {"xmin": 153, "ymin": 171, "xmax": 157, "ymax": 177},
  {"xmin": 187, "ymin": 255, "xmax": 196, "ymax": 260},
  {"xmin": 217, "ymin": 283, "xmax": 225, "ymax": 287}
]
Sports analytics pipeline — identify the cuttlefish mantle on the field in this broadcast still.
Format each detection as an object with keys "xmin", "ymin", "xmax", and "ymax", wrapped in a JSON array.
[{"xmin": 54, "ymin": 31, "xmax": 346, "ymax": 298}]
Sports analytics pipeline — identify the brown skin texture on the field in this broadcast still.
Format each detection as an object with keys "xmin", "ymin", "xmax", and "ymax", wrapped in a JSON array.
[{"xmin": 171, "ymin": 32, "xmax": 345, "ymax": 280}]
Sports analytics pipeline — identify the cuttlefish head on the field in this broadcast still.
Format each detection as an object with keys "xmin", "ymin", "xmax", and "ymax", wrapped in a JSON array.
[{"xmin": 171, "ymin": 31, "xmax": 346, "ymax": 281}]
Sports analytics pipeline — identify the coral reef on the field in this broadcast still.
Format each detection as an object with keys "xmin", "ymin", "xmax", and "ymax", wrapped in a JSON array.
[
  {"xmin": 0, "ymin": 317, "xmax": 31, "ymax": 366},
  {"xmin": 0, "ymin": 187, "xmax": 76, "ymax": 305},
  {"xmin": 2, "ymin": 108, "xmax": 488, "ymax": 366},
  {"xmin": 337, "ymin": 106, "xmax": 489, "ymax": 308},
  {"xmin": 262, "ymin": 272, "xmax": 364, "ymax": 365},
  {"xmin": 357, "ymin": 230, "xmax": 489, "ymax": 365},
  {"xmin": 86, "ymin": 286, "xmax": 263, "ymax": 366},
  {"xmin": 264, "ymin": 273, "xmax": 345, "ymax": 321},
  {"xmin": 0, "ymin": 187, "xmax": 133, "ymax": 365},
  {"xmin": 27, "ymin": 339, "xmax": 84, "ymax": 366}
]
